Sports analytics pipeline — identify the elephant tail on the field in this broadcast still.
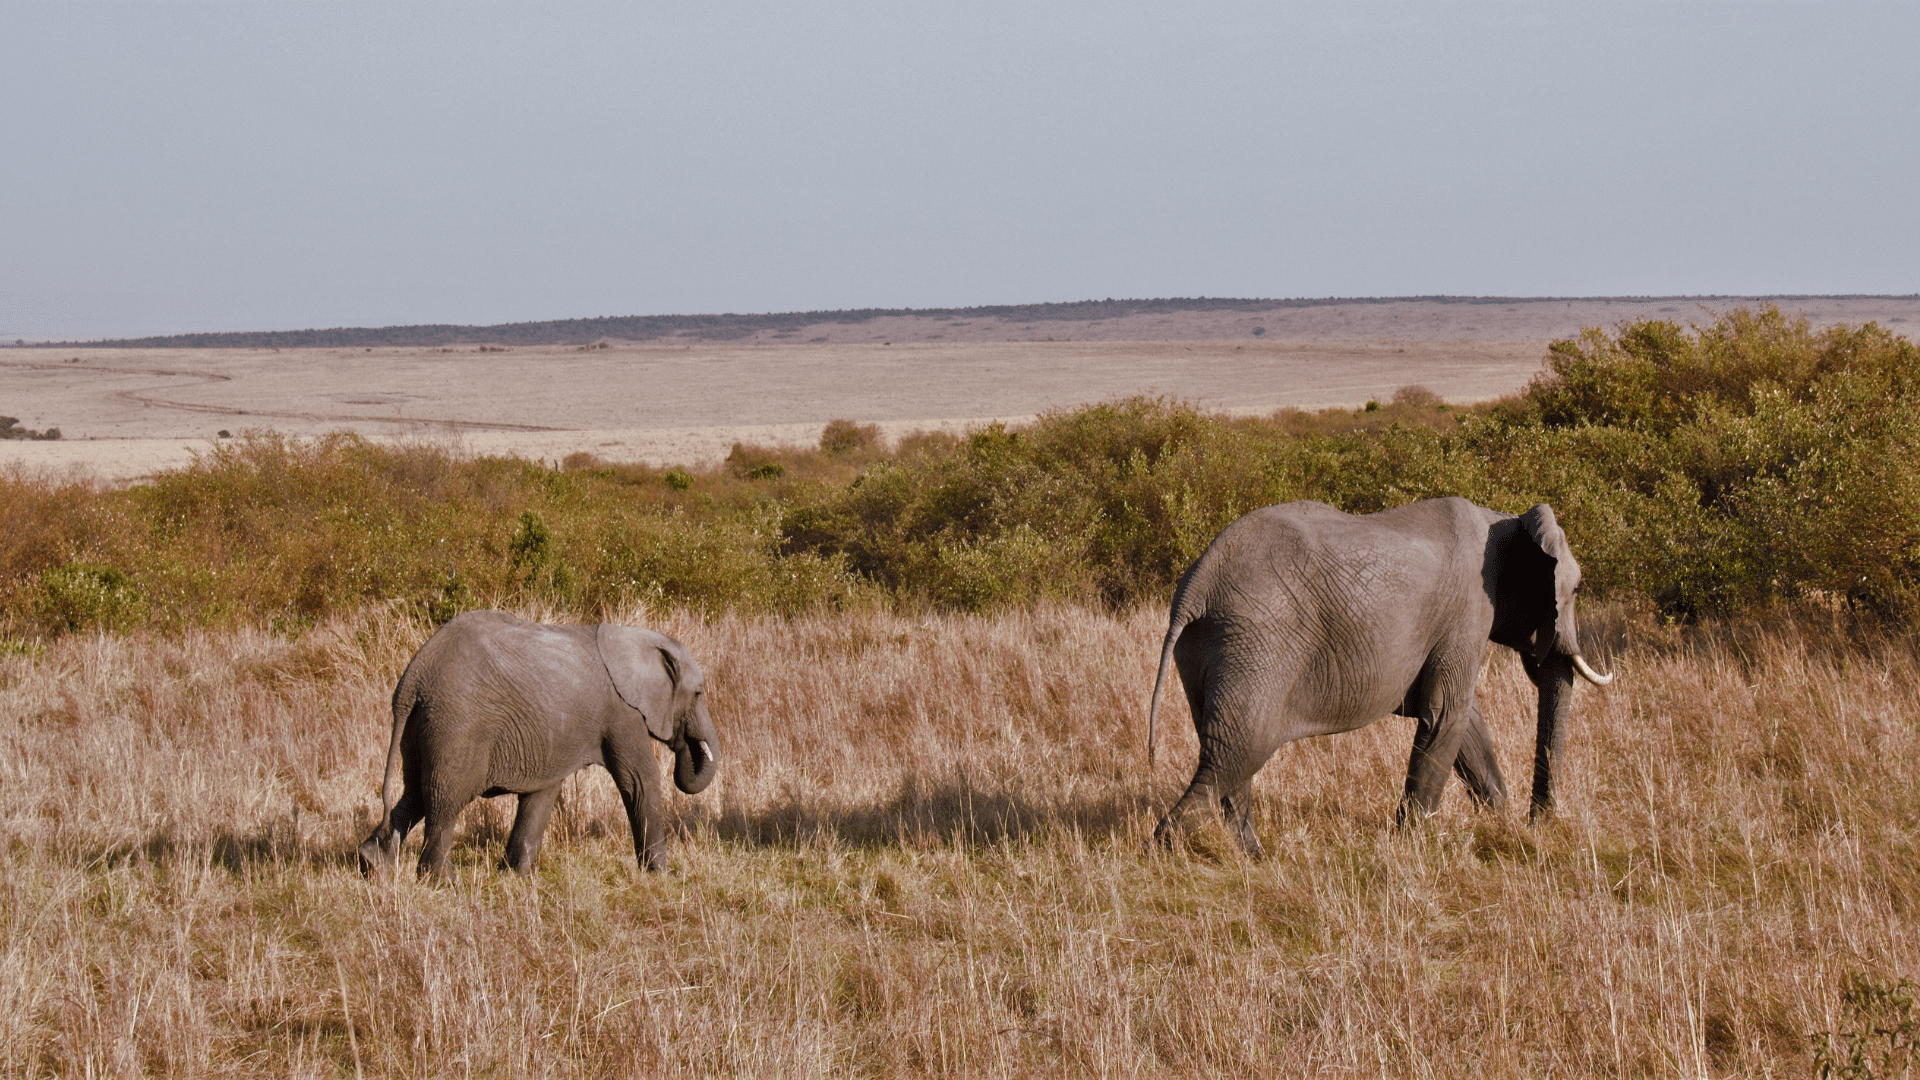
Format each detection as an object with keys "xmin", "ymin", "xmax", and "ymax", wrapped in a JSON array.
[
  {"xmin": 377, "ymin": 668, "xmax": 420, "ymax": 833},
  {"xmin": 1147, "ymin": 603, "xmax": 1199, "ymax": 769}
]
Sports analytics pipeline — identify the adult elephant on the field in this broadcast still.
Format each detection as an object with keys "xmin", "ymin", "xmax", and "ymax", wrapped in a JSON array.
[
  {"xmin": 358, "ymin": 610, "xmax": 719, "ymax": 878},
  {"xmin": 1147, "ymin": 497, "xmax": 1612, "ymax": 855}
]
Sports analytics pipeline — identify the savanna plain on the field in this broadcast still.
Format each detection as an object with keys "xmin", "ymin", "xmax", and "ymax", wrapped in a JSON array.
[{"xmin": 6, "ymin": 307, "xmax": 1920, "ymax": 1076}]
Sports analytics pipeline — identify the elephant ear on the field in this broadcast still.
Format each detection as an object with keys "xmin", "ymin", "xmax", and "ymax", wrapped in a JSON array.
[
  {"xmin": 1518, "ymin": 503, "xmax": 1582, "ymax": 660},
  {"xmin": 597, "ymin": 623, "xmax": 678, "ymax": 743}
]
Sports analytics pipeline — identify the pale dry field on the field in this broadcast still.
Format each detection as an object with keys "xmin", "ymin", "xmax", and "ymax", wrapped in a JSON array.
[
  {"xmin": 3, "ymin": 601, "xmax": 1915, "ymax": 1076},
  {"xmin": 1, "ymin": 339, "xmax": 1547, "ymax": 482},
  {"xmin": 12, "ymin": 296, "xmax": 1916, "ymax": 483}
]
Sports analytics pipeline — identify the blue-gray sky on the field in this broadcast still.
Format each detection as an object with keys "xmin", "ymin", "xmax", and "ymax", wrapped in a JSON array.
[{"xmin": 3, "ymin": 2, "xmax": 1916, "ymax": 340}]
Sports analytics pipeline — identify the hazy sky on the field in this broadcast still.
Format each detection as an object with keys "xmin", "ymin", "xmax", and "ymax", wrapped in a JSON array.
[{"xmin": 4, "ymin": 2, "xmax": 1916, "ymax": 340}]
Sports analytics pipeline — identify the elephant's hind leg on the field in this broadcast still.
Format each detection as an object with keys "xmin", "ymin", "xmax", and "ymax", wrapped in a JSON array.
[
  {"xmin": 1153, "ymin": 777, "xmax": 1218, "ymax": 849},
  {"xmin": 1155, "ymin": 625, "xmax": 1277, "ymax": 856},
  {"xmin": 1155, "ymin": 767, "xmax": 1269, "ymax": 857},
  {"xmin": 357, "ymin": 787, "xmax": 424, "ymax": 875},
  {"xmin": 1156, "ymin": 724, "xmax": 1279, "ymax": 858},
  {"xmin": 1219, "ymin": 778, "xmax": 1266, "ymax": 858},
  {"xmin": 503, "ymin": 784, "xmax": 564, "ymax": 875},
  {"xmin": 416, "ymin": 794, "xmax": 471, "ymax": 881}
]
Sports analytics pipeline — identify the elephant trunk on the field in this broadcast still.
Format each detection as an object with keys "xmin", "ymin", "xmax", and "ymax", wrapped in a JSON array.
[
  {"xmin": 1526, "ymin": 652, "xmax": 1576, "ymax": 821},
  {"xmin": 1546, "ymin": 608, "xmax": 1613, "ymax": 687},
  {"xmin": 673, "ymin": 700, "xmax": 719, "ymax": 795}
]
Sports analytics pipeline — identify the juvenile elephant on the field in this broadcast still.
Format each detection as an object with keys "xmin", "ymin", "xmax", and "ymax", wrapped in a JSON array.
[
  {"xmin": 1148, "ymin": 498, "xmax": 1612, "ymax": 854},
  {"xmin": 358, "ymin": 610, "xmax": 719, "ymax": 878}
]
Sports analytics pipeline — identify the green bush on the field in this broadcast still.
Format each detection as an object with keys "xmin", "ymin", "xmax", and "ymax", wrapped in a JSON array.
[
  {"xmin": 784, "ymin": 307, "xmax": 1920, "ymax": 620},
  {"xmin": 509, "ymin": 509, "xmax": 577, "ymax": 601},
  {"xmin": 2, "ymin": 306, "xmax": 1915, "ymax": 634},
  {"xmin": 35, "ymin": 564, "xmax": 144, "ymax": 633},
  {"xmin": 1489, "ymin": 309, "xmax": 1920, "ymax": 617}
]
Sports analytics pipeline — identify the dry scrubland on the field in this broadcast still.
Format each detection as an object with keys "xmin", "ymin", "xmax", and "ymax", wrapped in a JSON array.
[
  {"xmin": 4, "ymin": 602, "xmax": 1920, "ymax": 1076},
  {"xmin": 7, "ymin": 308, "xmax": 1920, "ymax": 1076}
]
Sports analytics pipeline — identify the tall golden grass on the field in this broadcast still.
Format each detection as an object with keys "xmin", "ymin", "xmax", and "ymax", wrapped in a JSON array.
[{"xmin": 3, "ymin": 601, "xmax": 1915, "ymax": 1075}]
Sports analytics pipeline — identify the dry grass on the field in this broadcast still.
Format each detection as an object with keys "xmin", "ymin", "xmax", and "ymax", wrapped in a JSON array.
[{"xmin": 3, "ymin": 602, "xmax": 1918, "ymax": 1076}]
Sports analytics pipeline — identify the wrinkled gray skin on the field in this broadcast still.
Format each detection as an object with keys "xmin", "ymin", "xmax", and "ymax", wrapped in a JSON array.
[
  {"xmin": 1148, "ymin": 498, "xmax": 1613, "ymax": 854},
  {"xmin": 358, "ymin": 610, "xmax": 719, "ymax": 878}
]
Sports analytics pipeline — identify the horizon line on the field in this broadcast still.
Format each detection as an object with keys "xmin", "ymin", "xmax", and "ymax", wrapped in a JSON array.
[{"xmin": 14, "ymin": 292, "xmax": 1918, "ymax": 349}]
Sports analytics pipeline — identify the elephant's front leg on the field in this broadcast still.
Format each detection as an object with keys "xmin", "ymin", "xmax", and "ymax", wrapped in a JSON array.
[
  {"xmin": 607, "ymin": 745, "xmax": 668, "ymax": 872},
  {"xmin": 503, "ymin": 784, "xmax": 565, "ymax": 875},
  {"xmin": 1449, "ymin": 703, "xmax": 1509, "ymax": 812}
]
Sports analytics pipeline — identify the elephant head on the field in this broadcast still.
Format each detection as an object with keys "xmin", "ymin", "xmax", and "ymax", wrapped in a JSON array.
[
  {"xmin": 598, "ymin": 624, "xmax": 720, "ymax": 794},
  {"xmin": 1488, "ymin": 503, "xmax": 1612, "ymax": 818}
]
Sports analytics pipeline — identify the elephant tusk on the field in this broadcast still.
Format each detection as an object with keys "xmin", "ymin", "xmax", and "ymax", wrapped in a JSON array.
[
  {"xmin": 1572, "ymin": 653, "xmax": 1615, "ymax": 686},
  {"xmin": 696, "ymin": 739, "xmax": 713, "ymax": 763}
]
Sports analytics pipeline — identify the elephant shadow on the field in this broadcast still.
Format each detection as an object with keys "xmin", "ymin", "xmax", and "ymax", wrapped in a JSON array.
[
  {"xmin": 79, "ymin": 778, "xmax": 1164, "ymax": 875},
  {"xmin": 699, "ymin": 774, "xmax": 1162, "ymax": 852},
  {"xmin": 77, "ymin": 818, "xmax": 360, "ymax": 876}
]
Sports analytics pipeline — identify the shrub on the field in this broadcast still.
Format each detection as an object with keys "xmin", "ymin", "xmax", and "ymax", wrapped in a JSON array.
[
  {"xmin": 1392, "ymin": 384, "xmax": 1441, "ymax": 408},
  {"xmin": 1493, "ymin": 309, "xmax": 1920, "ymax": 617},
  {"xmin": 726, "ymin": 441, "xmax": 780, "ymax": 478},
  {"xmin": 0, "ymin": 416, "xmax": 61, "ymax": 440},
  {"xmin": 3, "ymin": 306, "xmax": 1916, "ymax": 632},
  {"xmin": 509, "ymin": 509, "xmax": 577, "ymax": 601},
  {"xmin": 34, "ymin": 564, "xmax": 144, "ymax": 633},
  {"xmin": 784, "ymin": 401, "xmax": 1300, "ymax": 607},
  {"xmin": 820, "ymin": 419, "xmax": 881, "ymax": 455}
]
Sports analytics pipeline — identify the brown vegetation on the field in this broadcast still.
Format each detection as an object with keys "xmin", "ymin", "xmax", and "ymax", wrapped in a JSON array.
[
  {"xmin": 0, "ymin": 415, "xmax": 60, "ymax": 440},
  {"xmin": 4, "ymin": 601, "xmax": 1917, "ymax": 1075},
  {"xmin": 6, "ymin": 308, "xmax": 1919, "ymax": 1074}
]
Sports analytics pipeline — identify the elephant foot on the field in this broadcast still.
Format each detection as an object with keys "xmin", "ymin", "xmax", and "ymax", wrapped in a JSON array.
[
  {"xmin": 1150, "ymin": 814, "xmax": 1186, "ymax": 850},
  {"xmin": 1473, "ymin": 790, "xmax": 1510, "ymax": 814},
  {"xmin": 1153, "ymin": 782, "xmax": 1223, "ymax": 852},
  {"xmin": 1394, "ymin": 796, "xmax": 1443, "ymax": 830},
  {"xmin": 1220, "ymin": 794, "xmax": 1264, "ymax": 858},
  {"xmin": 1225, "ymin": 816, "xmax": 1265, "ymax": 858},
  {"xmin": 357, "ymin": 835, "xmax": 395, "ymax": 877}
]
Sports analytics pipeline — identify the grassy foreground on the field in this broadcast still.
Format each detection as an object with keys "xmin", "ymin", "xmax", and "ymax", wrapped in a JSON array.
[{"xmin": 4, "ymin": 602, "xmax": 1917, "ymax": 1076}]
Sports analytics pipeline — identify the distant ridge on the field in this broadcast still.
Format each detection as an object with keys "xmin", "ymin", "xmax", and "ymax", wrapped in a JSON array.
[{"xmin": 25, "ymin": 294, "xmax": 1920, "ymax": 349}]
